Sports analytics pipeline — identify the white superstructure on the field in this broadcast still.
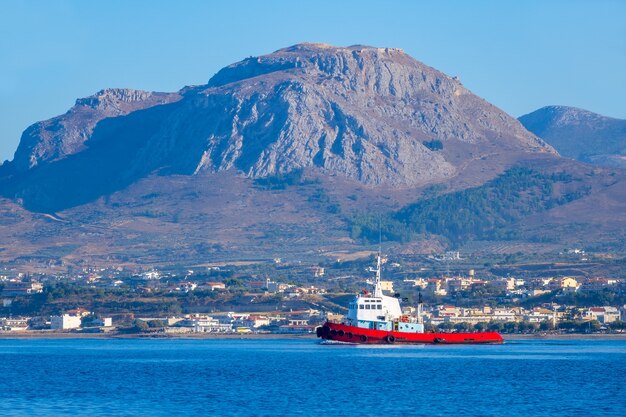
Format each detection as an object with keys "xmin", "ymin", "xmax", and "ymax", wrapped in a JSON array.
[{"xmin": 345, "ymin": 254, "xmax": 423, "ymax": 333}]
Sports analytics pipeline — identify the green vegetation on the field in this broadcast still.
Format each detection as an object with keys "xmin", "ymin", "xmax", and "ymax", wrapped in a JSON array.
[
  {"xmin": 253, "ymin": 169, "xmax": 317, "ymax": 190},
  {"xmin": 350, "ymin": 166, "xmax": 591, "ymax": 245},
  {"xmin": 307, "ymin": 187, "xmax": 340, "ymax": 214},
  {"xmin": 348, "ymin": 213, "xmax": 412, "ymax": 242}
]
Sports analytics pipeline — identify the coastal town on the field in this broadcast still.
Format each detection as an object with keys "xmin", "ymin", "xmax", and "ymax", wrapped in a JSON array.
[{"xmin": 2, "ymin": 251, "xmax": 625, "ymax": 336}]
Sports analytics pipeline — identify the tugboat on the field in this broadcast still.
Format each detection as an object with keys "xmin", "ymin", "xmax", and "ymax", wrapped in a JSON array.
[{"xmin": 316, "ymin": 254, "xmax": 503, "ymax": 344}]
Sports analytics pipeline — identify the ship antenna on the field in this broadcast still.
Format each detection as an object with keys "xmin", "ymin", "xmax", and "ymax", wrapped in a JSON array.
[
  {"xmin": 374, "ymin": 219, "xmax": 383, "ymax": 297},
  {"xmin": 378, "ymin": 219, "xmax": 382, "ymax": 256},
  {"xmin": 417, "ymin": 292, "xmax": 423, "ymax": 324}
]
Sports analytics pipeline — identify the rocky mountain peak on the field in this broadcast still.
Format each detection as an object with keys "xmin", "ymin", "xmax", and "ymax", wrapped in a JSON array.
[
  {"xmin": 75, "ymin": 88, "xmax": 166, "ymax": 110},
  {"xmin": 3, "ymin": 43, "xmax": 557, "ymax": 211},
  {"xmin": 6, "ymin": 89, "xmax": 181, "ymax": 172},
  {"xmin": 192, "ymin": 43, "xmax": 553, "ymax": 184},
  {"xmin": 208, "ymin": 43, "xmax": 448, "ymax": 97}
]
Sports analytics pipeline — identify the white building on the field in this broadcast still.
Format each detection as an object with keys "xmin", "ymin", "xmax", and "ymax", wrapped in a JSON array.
[
  {"xmin": 92, "ymin": 317, "xmax": 113, "ymax": 327},
  {"xmin": 51, "ymin": 314, "xmax": 82, "ymax": 330},
  {"xmin": 584, "ymin": 307, "xmax": 620, "ymax": 324},
  {"xmin": 404, "ymin": 278, "xmax": 429, "ymax": 288},
  {"xmin": 143, "ymin": 270, "xmax": 160, "ymax": 280},
  {"xmin": 177, "ymin": 316, "xmax": 232, "ymax": 333},
  {"xmin": 0, "ymin": 317, "xmax": 29, "ymax": 331},
  {"xmin": 491, "ymin": 308, "xmax": 518, "ymax": 322}
]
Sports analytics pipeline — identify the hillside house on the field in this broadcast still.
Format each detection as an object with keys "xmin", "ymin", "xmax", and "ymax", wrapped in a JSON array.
[
  {"xmin": 584, "ymin": 307, "xmax": 620, "ymax": 324},
  {"xmin": 1, "ymin": 281, "xmax": 43, "ymax": 297}
]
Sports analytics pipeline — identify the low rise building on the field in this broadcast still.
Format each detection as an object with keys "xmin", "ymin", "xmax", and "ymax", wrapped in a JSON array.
[
  {"xmin": 580, "ymin": 278, "xmax": 621, "ymax": 291},
  {"xmin": 92, "ymin": 317, "xmax": 113, "ymax": 327},
  {"xmin": 51, "ymin": 314, "xmax": 82, "ymax": 330},
  {"xmin": 404, "ymin": 278, "xmax": 429, "ymax": 289},
  {"xmin": 176, "ymin": 315, "xmax": 232, "ymax": 333},
  {"xmin": 1, "ymin": 281, "xmax": 43, "ymax": 297},
  {"xmin": 240, "ymin": 315, "xmax": 271, "ymax": 328},
  {"xmin": 435, "ymin": 305, "xmax": 460, "ymax": 318},
  {"xmin": 425, "ymin": 279, "xmax": 447, "ymax": 296},
  {"xmin": 379, "ymin": 280, "xmax": 394, "ymax": 293},
  {"xmin": 0, "ymin": 317, "xmax": 30, "ymax": 331},
  {"xmin": 199, "ymin": 282, "xmax": 226, "ymax": 291},
  {"xmin": 550, "ymin": 277, "xmax": 580, "ymax": 291},
  {"xmin": 265, "ymin": 279, "xmax": 292, "ymax": 293},
  {"xmin": 142, "ymin": 270, "xmax": 160, "ymax": 280},
  {"xmin": 523, "ymin": 308, "xmax": 555, "ymax": 323},
  {"xmin": 584, "ymin": 307, "xmax": 620, "ymax": 324}
]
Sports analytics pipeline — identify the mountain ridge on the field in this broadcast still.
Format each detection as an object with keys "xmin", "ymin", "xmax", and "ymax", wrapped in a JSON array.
[
  {"xmin": 1, "ymin": 43, "xmax": 556, "ymax": 212},
  {"xmin": 0, "ymin": 44, "xmax": 623, "ymax": 270},
  {"xmin": 519, "ymin": 105, "xmax": 626, "ymax": 168}
]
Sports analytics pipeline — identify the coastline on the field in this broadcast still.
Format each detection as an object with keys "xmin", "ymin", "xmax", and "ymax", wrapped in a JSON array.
[
  {"xmin": 1, "ymin": 331, "xmax": 625, "ymax": 341},
  {"xmin": 0, "ymin": 331, "xmax": 318, "ymax": 340},
  {"xmin": 503, "ymin": 333, "xmax": 626, "ymax": 340}
]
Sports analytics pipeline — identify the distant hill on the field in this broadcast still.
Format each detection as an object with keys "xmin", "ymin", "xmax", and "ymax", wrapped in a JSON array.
[
  {"xmin": 519, "ymin": 106, "xmax": 626, "ymax": 168},
  {"xmin": 0, "ymin": 44, "xmax": 624, "ymax": 271}
]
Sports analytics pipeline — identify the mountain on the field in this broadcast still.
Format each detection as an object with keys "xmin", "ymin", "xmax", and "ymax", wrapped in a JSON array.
[
  {"xmin": 1, "ymin": 43, "xmax": 554, "ymax": 212},
  {"xmin": 519, "ymin": 106, "xmax": 626, "ymax": 168},
  {"xmin": 8, "ymin": 88, "xmax": 181, "ymax": 173},
  {"xmin": 0, "ymin": 44, "xmax": 624, "ymax": 271}
]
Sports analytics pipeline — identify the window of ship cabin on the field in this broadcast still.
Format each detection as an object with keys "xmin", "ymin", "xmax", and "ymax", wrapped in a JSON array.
[
  {"xmin": 359, "ymin": 305, "xmax": 364, "ymax": 309},
  {"xmin": 377, "ymin": 305, "xmax": 382, "ymax": 309},
  {"xmin": 365, "ymin": 305, "xmax": 370, "ymax": 309}
]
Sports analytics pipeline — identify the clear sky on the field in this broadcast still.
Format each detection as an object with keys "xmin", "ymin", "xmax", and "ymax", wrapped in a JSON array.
[{"xmin": 1, "ymin": 0, "xmax": 624, "ymax": 162}]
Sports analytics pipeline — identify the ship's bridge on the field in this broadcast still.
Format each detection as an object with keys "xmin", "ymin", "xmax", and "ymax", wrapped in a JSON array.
[
  {"xmin": 346, "ymin": 294, "xmax": 402, "ymax": 324},
  {"xmin": 344, "ymin": 254, "xmax": 404, "ymax": 328}
]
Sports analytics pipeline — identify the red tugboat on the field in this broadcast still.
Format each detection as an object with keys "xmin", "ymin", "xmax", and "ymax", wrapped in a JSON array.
[{"xmin": 316, "ymin": 254, "xmax": 503, "ymax": 345}]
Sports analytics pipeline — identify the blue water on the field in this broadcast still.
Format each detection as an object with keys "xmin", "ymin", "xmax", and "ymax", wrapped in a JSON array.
[{"xmin": 0, "ymin": 339, "xmax": 625, "ymax": 416}]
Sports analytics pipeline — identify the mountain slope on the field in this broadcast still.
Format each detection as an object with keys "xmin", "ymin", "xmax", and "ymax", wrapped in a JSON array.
[
  {"xmin": 0, "ymin": 44, "xmax": 623, "ymax": 271},
  {"xmin": 7, "ymin": 88, "xmax": 181, "ymax": 173},
  {"xmin": 1, "ymin": 43, "xmax": 554, "ymax": 211},
  {"xmin": 519, "ymin": 106, "xmax": 626, "ymax": 168}
]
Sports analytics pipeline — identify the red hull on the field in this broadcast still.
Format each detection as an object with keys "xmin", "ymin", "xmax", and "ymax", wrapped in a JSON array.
[{"xmin": 317, "ymin": 321, "xmax": 503, "ymax": 344}]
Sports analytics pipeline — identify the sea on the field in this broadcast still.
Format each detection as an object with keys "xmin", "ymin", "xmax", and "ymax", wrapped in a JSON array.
[{"xmin": 0, "ymin": 338, "xmax": 624, "ymax": 416}]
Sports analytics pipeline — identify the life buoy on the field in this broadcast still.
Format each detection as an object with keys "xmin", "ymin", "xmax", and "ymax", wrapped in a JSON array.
[
  {"xmin": 330, "ymin": 329, "xmax": 338, "ymax": 336},
  {"xmin": 360, "ymin": 335, "xmax": 368, "ymax": 342},
  {"xmin": 337, "ymin": 330, "xmax": 345, "ymax": 337},
  {"xmin": 346, "ymin": 332, "xmax": 353, "ymax": 339},
  {"xmin": 385, "ymin": 334, "xmax": 396, "ymax": 344}
]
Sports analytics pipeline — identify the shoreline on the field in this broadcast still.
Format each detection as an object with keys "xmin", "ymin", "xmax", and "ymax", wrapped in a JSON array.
[
  {"xmin": 1, "ymin": 331, "xmax": 625, "ymax": 341},
  {"xmin": 0, "ymin": 331, "xmax": 318, "ymax": 340},
  {"xmin": 503, "ymin": 333, "xmax": 626, "ymax": 340}
]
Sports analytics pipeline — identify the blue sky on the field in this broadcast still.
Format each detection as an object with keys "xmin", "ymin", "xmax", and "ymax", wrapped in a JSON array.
[{"xmin": 1, "ymin": 0, "xmax": 624, "ymax": 162}]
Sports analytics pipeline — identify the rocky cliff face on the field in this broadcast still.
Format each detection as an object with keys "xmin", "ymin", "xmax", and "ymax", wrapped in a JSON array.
[
  {"xmin": 9, "ymin": 88, "xmax": 181, "ymax": 172},
  {"xmin": 178, "ymin": 43, "xmax": 554, "ymax": 185},
  {"xmin": 519, "ymin": 105, "xmax": 626, "ymax": 168},
  {"xmin": 2, "ymin": 43, "xmax": 555, "ymax": 211}
]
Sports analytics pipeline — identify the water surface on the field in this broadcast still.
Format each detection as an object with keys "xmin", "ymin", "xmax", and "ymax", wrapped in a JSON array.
[{"xmin": 1, "ymin": 339, "xmax": 624, "ymax": 416}]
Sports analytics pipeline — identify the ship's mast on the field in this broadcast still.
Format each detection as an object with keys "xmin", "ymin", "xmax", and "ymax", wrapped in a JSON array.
[
  {"xmin": 417, "ymin": 292, "xmax": 423, "ymax": 324},
  {"xmin": 373, "ymin": 252, "xmax": 383, "ymax": 297}
]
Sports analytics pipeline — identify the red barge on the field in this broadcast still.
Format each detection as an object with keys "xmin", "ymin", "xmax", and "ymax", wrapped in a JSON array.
[{"xmin": 316, "ymin": 255, "xmax": 503, "ymax": 345}]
